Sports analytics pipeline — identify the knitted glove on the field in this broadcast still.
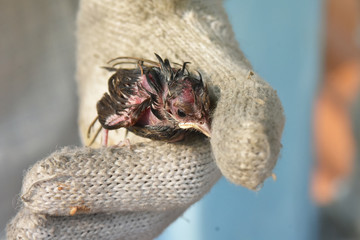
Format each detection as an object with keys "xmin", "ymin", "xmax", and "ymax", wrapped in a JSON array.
[{"xmin": 7, "ymin": 0, "xmax": 285, "ymax": 239}]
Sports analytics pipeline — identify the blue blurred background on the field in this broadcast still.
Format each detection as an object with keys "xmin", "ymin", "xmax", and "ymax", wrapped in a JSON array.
[{"xmin": 157, "ymin": 0, "xmax": 322, "ymax": 239}]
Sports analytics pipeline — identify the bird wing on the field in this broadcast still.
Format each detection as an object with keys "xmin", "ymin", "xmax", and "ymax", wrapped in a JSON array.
[{"xmin": 97, "ymin": 69, "xmax": 152, "ymax": 130}]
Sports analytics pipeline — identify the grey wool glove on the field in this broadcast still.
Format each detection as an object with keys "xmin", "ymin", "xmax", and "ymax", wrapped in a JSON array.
[{"xmin": 7, "ymin": 0, "xmax": 285, "ymax": 239}]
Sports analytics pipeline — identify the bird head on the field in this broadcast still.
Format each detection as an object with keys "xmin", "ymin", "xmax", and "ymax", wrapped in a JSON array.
[{"xmin": 165, "ymin": 67, "xmax": 211, "ymax": 138}]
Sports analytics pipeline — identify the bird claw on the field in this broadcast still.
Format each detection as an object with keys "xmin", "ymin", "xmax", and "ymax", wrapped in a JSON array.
[{"xmin": 116, "ymin": 138, "xmax": 132, "ymax": 150}]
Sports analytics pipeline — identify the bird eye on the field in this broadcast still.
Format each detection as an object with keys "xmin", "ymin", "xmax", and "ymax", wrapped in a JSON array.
[{"xmin": 177, "ymin": 109, "xmax": 186, "ymax": 118}]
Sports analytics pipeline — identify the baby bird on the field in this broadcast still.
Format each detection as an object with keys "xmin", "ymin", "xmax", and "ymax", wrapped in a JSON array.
[{"xmin": 90, "ymin": 54, "xmax": 211, "ymax": 146}]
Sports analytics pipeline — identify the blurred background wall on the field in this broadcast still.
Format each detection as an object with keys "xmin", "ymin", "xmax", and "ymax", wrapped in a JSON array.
[
  {"xmin": 0, "ymin": 0, "xmax": 324, "ymax": 239},
  {"xmin": 0, "ymin": 1, "xmax": 80, "ymax": 238}
]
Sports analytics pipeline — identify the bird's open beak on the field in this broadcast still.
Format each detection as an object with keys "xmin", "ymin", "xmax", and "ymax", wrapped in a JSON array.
[{"xmin": 178, "ymin": 122, "xmax": 211, "ymax": 138}]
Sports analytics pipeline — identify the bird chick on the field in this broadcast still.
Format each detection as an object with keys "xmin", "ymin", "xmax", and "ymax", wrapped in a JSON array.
[{"xmin": 89, "ymin": 54, "xmax": 211, "ymax": 146}]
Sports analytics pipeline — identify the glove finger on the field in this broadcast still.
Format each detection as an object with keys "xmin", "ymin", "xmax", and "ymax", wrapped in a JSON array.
[
  {"xmin": 20, "ymin": 136, "xmax": 220, "ymax": 215},
  {"xmin": 211, "ymin": 72, "xmax": 284, "ymax": 189},
  {"xmin": 7, "ymin": 206, "xmax": 186, "ymax": 240}
]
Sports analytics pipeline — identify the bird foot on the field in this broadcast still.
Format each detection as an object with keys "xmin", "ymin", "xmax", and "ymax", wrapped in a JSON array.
[{"xmin": 116, "ymin": 138, "xmax": 132, "ymax": 150}]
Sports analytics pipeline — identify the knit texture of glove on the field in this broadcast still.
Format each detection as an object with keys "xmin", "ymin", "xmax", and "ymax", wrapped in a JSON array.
[{"xmin": 7, "ymin": 0, "xmax": 285, "ymax": 239}]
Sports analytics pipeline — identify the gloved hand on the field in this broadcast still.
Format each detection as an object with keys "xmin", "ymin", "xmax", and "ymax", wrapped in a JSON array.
[{"xmin": 7, "ymin": 0, "xmax": 285, "ymax": 239}]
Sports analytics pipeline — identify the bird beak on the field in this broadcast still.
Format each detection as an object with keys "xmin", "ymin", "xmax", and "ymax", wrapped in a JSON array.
[{"xmin": 178, "ymin": 122, "xmax": 211, "ymax": 138}]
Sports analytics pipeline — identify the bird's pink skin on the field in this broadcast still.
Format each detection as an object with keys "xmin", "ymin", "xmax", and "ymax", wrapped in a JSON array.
[
  {"xmin": 104, "ymin": 75, "xmax": 150, "ymax": 127},
  {"xmin": 102, "ymin": 74, "xmax": 163, "ymax": 146},
  {"xmin": 102, "ymin": 129, "xmax": 108, "ymax": 146}
]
